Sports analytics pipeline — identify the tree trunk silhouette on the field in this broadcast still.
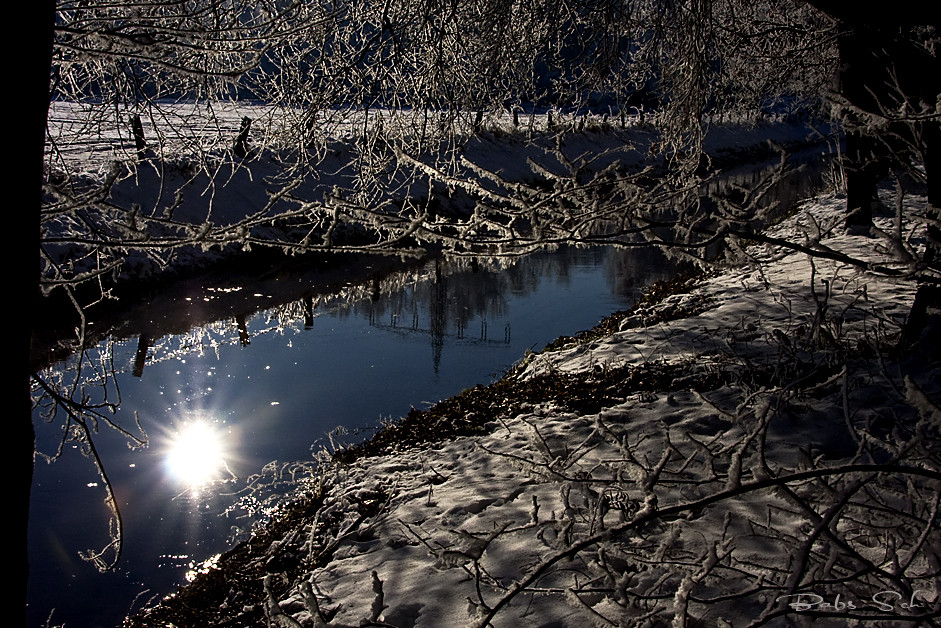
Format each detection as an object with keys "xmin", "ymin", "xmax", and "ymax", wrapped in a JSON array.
[
  {"xmin": 131, "ymin": 114, "xmax": 147, "ymax": 161},
  {"xmin": 837, "ymin": 24, "xmax": 896, "ymax": 232},
  {"xmin": 233, "ymin": 116, "xmax": 252, "ymax": 159},
  {"xmin": 923, "ymin": 115, "xmax": 941, "ymax": 267},
  {"xmin": 805, "ymin": 3, "xmax": 937, "ymax": 231},
  {"xmin": 805, "ymin": 2, "xmax": 939, "ymax": 359},
  {"xmin": 25, "ymin": 2, "xmax": 57, "ymax": 624}
]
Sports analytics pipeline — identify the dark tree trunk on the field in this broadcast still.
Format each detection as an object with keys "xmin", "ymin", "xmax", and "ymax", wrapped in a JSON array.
[
  {"xmin": 131, "ymin": 114, "xmax": 147, "ymax": 161},
  {"xmin": 805, "ymin": 2, "xmax": 938, "ymax": 232},
  {"xmin": 23, "ymin": 2, "xmax": 57, "ymax": 624},
  {"xmin": 895, "ymin": 282, "xmax": 941, "ymax": 378},
  {"xmin": 804, "ymin": 2, "xmax": 940, "ymax": 358},
  {"xmin": 836, "ymin": 24, "xmax": 902, "ymax": 232},
  {"xmin": 923, "ymin": 117, "xmax": 941, "ymax": 267},
  {"xmin": 233, "ymin": 116, "xmax": 252, "ymax": 159},
  {"xmin": 906, "ymin": 120, "xmax": 941, "ymax": 360},
  {"xmin": 843, "ymin": 127, "xmax": 879, "ymax": 231}
]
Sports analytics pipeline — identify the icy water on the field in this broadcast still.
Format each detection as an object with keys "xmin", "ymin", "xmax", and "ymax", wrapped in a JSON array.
[{"xmin": 28, "ymin": 150, "xmax": 833, "ymax": 628}]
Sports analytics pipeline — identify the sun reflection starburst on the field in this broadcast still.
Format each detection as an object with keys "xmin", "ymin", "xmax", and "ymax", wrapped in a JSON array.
[{"xmin": 164, "ymin": 419, "xmax": 231, "ymax": 489}]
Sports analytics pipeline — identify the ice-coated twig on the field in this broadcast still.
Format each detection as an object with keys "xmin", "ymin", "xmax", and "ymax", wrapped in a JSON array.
[
  {"xmin": 264, "ymin": 575, "xmax": 304, "ymax": 628},
  {"xmin": 299, "ymin": 579, "xmax": 329, "ymax": 627}
]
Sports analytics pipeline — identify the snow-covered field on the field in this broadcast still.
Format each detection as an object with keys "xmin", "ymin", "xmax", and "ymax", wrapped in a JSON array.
[
  {"xmin": 45, "ymin": 101, "xmax": 811, "ymax": 178},
  {"xmin": 125, "ymin": 189, "xmax": 941, "ymax": 627}
]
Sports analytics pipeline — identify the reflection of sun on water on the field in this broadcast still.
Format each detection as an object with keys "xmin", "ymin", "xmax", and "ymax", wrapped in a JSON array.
[
  {"xmin": 164, "ymin": 420, "xmax": 229, "ymax": 489},
  {"xmin": 185, "ymin": 553, "xmax": 222, "ymax": 583}
]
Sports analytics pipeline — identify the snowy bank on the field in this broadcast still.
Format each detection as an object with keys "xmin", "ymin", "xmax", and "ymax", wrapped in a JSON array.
[{"xmin": 125, "ymin": 191, "xmax": 941, "ymax": 628}]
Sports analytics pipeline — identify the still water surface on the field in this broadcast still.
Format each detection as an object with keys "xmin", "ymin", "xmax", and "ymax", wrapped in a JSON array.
[{"xmin": 29, "ymin": 245, "xmax": 680, "ymax": 628}]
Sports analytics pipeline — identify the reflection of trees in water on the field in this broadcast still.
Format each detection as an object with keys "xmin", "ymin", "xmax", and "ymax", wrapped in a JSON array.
[
  {"xmin": 272, "ymin": 246, "xmax": 704, "ymax": 373},
  {"xmin": 355, "ymin": 257, "xmax": 513, "ymax": 373},
  {"xmin": 602, "ymin": 247, "xmax": 686, "ymax": 303},
  {"xmin": 32, "ymin": 338, "xmax": 147, "ymax": 572},
  {"xmin": 45, "ymin": 246, "xmax": 687, "ymax": 389},
  {"xmin": 357, "ymin": 257, "xmax": 511, "ymax": 334},
  {"xmin": 322, "ymin": 247, "xmax": 688, "ymax": 355},
  {"xmin": 430, "ymin": 261, "xmax": 447, "ymax": 373},
  {"xmin": 45, "ymin": 246, "xmax": 687, "ymax": 390}
]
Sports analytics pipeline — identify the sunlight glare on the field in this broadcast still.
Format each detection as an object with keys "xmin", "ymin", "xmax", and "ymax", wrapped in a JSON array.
[{"xmin": 164, "ymin": 420, "xmax": 228, "ymax": 488}]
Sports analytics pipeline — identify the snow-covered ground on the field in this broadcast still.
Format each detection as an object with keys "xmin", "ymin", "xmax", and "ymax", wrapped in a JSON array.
[{"xmin": 125, "ymin": 189, "xmax": 941, "ymax": 627}]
